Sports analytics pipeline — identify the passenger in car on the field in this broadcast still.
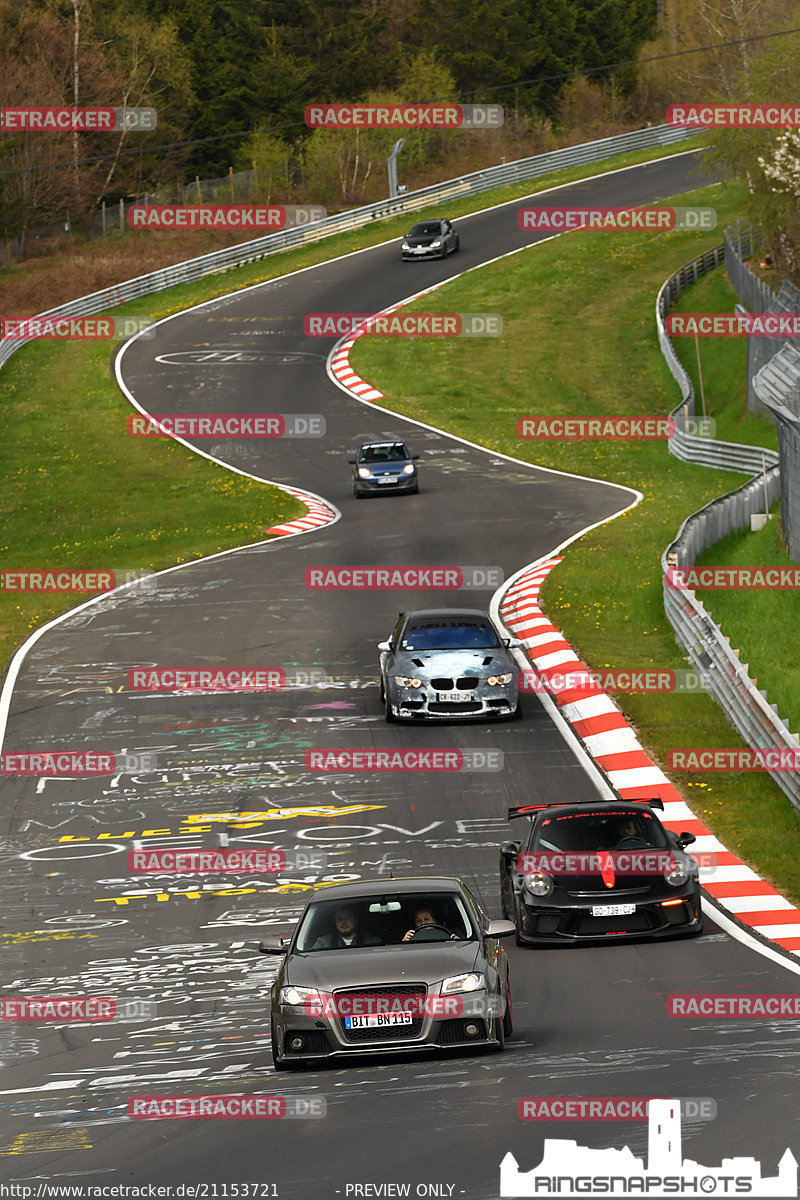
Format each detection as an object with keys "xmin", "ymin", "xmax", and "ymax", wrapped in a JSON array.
[{"xmin": 311, "ymin": 905, "xmax": 381, "ymax": 949}]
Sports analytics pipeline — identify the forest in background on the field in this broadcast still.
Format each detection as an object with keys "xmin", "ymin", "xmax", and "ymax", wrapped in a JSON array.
[{"xmin": 2, "ymin": 0, "xmax": 800, "ymax": 277}]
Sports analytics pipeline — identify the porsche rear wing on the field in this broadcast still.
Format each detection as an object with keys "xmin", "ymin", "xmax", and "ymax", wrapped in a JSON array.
[{"xmin": 508, "ymin": 797, "xmax": 664, "ymax": 821}]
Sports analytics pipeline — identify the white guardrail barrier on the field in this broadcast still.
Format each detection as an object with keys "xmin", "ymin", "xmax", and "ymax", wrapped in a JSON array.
[
  {"xmin": 0, "ymin": 122, "xmax": 698, "ymax": 371},
  {"xmin": 657, "ymin": 243, "xmax": 800, "ymax": 813}
]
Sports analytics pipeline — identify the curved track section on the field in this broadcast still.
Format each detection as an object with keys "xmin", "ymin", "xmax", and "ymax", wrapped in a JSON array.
[{"xmin": 2, "ymin": 152, "xmax": 799, "ymax": 1197}]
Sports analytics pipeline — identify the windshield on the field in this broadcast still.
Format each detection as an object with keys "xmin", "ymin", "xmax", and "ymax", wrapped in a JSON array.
[
  {"xmin": 358, "ymin": 443, "xmax": 410, "ymax": 463},
  {"xmin": 409, "ymin": 222, "xmax": 442, "ymax": 237},
  {"xmin": 294, "ymin": 893, "xmax": 475, "ymax": 952},
  {"xmin": 401, "ymin": 620, "xmax": 499, "ymax": 651},
  {"xmin": 530, "ymin": 809, "xmax": 669, "ymax": 853}
]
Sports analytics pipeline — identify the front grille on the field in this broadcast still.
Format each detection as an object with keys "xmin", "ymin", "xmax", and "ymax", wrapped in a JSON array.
[
  {"xmin": 428, "ymin": 701, "xmax": 481, "ymax": 713},
  {"xmin": 430, "ymin": 677, "xmax": 480, "ymax": 691},
  {"xmin": 335, "ymin": 984, "xmax": 427, "ymax": 1044},
  {"xmin": 575, "ymin": 912, "xmax": 651, "ymax": 935},
  {"xmin": 437, "ymin": 1018, "xmax": 488, "ymax": 1045},
  {"xmin": 567, "ymin": 885, "xmax": 651, "ymax": 898},
  {"xmin": 285, "ymin": 1029, "xmax": 330, "ymax": 1056}
]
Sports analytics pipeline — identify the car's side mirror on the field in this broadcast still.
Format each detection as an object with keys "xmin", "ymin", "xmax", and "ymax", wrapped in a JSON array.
[
  {"xmin": 677, "ymin": 831, "xmax": 696, "ymax": 847},
  {"xmin": 258, "ymin": 935, "xmax": 289, "ymax": 954},
  {"xmin": 377, "ymin": 640, "xmax": 392, "ymax": 653},
  {"xmin": 500, "ymin": 840, "xmax": 521, "ymax": 859},
  {"xmin": 485, "ymin": 919, "xmax": 517, "ymax": 939},
  {"xmin": 411, "ymin": 454, "xmax": 420, "ymax": 460}
]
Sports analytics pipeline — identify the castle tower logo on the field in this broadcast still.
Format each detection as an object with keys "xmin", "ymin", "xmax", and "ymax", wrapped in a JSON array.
[{"xmin": 500, "ymin": 1098, "xmax": 797, "ymax": 1197}]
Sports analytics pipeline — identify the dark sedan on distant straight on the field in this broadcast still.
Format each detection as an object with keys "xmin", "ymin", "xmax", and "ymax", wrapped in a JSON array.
[
  {"xmin": 349, "ymin": 439, "xmax": 419, "ymax": 498},
  {"xmin": 378, "ymin": 608, "xmax": 522, "ymax": 721},
  {"xmin": 500, "ymin": 799, "xmax": 702, "ymax": 945},
  {"xmin": 401, "ymin": 217, "xmax": 460, "ymax": 259},
  {"xmin": 260, "ymin": 878, "xmax": 515, "ymax": 1069}
]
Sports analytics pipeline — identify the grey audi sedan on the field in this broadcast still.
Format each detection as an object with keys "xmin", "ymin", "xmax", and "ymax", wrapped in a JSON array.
[
  {"xmin": 378, "ymin": 608, "xmax": 522, "ymax": 721},
  {"xmin": 261, "ymin": 878, "xmax": 515, "ymax": 1070}
]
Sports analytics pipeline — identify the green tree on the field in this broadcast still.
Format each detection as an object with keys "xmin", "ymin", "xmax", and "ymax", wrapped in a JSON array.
[
  {"xmin": 237, "ymin": 129, "xmax": 290, "ymax": 202},
  {"xmin": 703, "ymin": 5, "xmax": 800, "ymax": 281}
]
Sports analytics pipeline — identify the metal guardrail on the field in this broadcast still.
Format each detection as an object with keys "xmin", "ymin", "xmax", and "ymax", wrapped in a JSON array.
[
  {"xmin": 754, "ymin": 343, "xmax": 800, "ymax": 563},
  {"xmin": 657, "ymin": 249, "xmax": 800, "ymax": 813},
  {"xmin": 656, "ymin": 244, "xmax": 779, "ymax": 473},
  {"xmin": 0, "ymin": 122, "xmax": 699, "ymax": 372},
  {"xmin": 724, "ymin": 221, "xmax": 800, "ymax": 414},
  {"xmin": 661, "ymin": 474, "xmax": 800, "ymax": 814}
]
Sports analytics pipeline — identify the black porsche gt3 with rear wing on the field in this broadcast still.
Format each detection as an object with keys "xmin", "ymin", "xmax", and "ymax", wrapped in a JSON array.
[{"xmin": 499, "ymin": 799, "xmax": 702, "ymax": 945}]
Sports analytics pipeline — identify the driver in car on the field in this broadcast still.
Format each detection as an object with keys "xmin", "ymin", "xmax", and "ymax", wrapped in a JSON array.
[
  {"xmin": 611, "ymin": 816, "xmax": 649, "ymax": 849},
  {"xmin": 401, "ymin": 905, "xmax": 459, "ymax": 942}
]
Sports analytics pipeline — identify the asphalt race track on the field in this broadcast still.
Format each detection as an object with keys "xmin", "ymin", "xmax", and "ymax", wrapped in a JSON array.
[{"xmin": 2, "ymin": 150, "xmax": 800, "ymax": 1197}]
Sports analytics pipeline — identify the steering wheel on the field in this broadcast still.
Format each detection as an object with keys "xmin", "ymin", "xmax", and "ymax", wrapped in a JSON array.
[
  {"xmin": 615, "ymin": 836, "xmax": 648, "ymax": 849},
  {"xmin": 410, "ymin": 923, "xmax": 452, "ymax": 942}
]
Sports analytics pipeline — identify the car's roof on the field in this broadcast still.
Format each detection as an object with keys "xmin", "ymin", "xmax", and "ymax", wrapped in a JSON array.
[
  {"xmin": 358, "ymin": 438, "xmax": 409, "ymax": 446},
  {"xmin": 303, "ymin": 877, "xmax": 467, "ymax": 901},
  {"xmin": 403, "ymin": 607, "xmax": 492, "ymax": 621}
]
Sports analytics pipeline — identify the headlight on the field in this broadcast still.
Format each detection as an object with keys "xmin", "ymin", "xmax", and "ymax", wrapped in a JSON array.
[
  {"xmin": 487, "ymin": 673, "xmax": 513, "ymax": 686},
  {"xmin": 402, "ymin": 463, "xmax": 416, "ymax": 475},
  {"xmin": 401, "ymin": 241, "xmax": 410, "ymax": 249},
  {"xmin": 441, "ymin": 972, "xmax": 483, "ymax": 994},
  {"xmin": 280, "ymin": 985, "xmax": 321, "ymax": 1006},
  {"xmin": 430, "ymin": 239, "xmax": 442, "ymax": 248},
  {"xmin": 664, "ymin": 858, "xmax": 689, "ymax": 887},
  {"xmin": 357, "ymin": 467, "xmax": 372, "ymax": 479},
  {"xmin": 524, "ymin": 872, "xmax": 554, "ymax": 897},
  {"xmin": 394, "ymin": 676, "xmax": 422, "ymax": 688}
]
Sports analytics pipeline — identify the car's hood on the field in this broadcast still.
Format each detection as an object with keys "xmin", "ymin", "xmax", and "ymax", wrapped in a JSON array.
[
  {"xmin": 362, "ymin": 462, "xmax": 407, "ymax": 474},
  {"xmin": 405, "ymin": 235, "xmax": 437, "ymax": 246},
  {"xmin": 393, "ymin": 648, "xmax": 509, "ymax": 673},
  {"xmin": 286, "ymin": 942, "xmax": 479, "ymax": 989}
]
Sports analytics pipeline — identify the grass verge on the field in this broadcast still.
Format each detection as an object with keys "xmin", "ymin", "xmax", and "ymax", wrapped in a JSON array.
[
  {"xmin": 350, "ymin": 177, "xmax": 800, "ymax": 906},
  {"xmin": 0, "ymin": 133, "xmax": 706, "ymax": 674},
  {"xmin": 0, "ymin": 340, "xmax": 306, "ymax": 668}
]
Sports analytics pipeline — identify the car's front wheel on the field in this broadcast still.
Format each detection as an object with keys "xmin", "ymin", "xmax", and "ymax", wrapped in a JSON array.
[
  {"xmin": 511, "ymin": 895, "xmax": 525, "ymax": 947},
  {"xmin": 492, "ymin": 994, "xmax": 506, "ymax": 1051},
  {"xmin": 502, "ymin": 973, "xmax": 513, "ymax": 1036},
  {"xmin": 383, "ymin": 687, "xmax": 396, "ymax": 723}
]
